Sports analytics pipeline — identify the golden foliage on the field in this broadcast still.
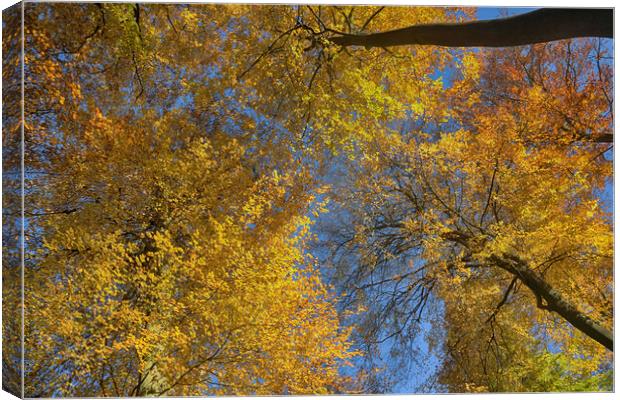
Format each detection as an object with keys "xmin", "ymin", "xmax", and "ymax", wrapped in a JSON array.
[{"xmin": 3, "ymin": 3, "xmax": 613, "ymax": 395}]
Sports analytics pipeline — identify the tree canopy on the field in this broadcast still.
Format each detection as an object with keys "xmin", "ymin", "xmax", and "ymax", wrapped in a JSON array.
[{"xmin": 2, "ymin": 3, "xmax": 613, "ymax": 396}]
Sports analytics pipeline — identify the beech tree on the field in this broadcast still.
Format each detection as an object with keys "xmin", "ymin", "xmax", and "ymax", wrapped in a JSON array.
[
  {"xmin": 23, "ymin": 108, "xmax": 357, "ymax": 396},
  {"xmin": 6, "ymin": 3, "xmax": 368, "ymax": 396},
  {"xmin": 2, "ymin": 3, "xmax": 614, "ymax": 395},
  {"xmin": 326, "ymin": 34, "xmax": 612, "ymax": 390}
]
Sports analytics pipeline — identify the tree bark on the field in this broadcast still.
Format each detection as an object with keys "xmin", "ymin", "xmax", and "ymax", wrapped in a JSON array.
[
  {"xmin": 330, "ymin": 9, "xmax": 613, "ymax": 48},
  {"xmin": 491, "ymin": 254, "xmax": 613, "ymax": 351}
]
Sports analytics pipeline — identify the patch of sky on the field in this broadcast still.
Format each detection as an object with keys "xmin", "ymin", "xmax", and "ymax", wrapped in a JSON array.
[
  {"xmin": 205, "ymin": 63, "xmax": 222, "ymax": 80},
  {"xmin": 597, "ymin": 173, "xmax": 613, "ymax": 217},
  {"xmin": 259, "ymin": 30, "xmax": 272, "ymax": 43},
  {"xmin": 171, "ymin": 93, "xmax": 194, "ymax": 110},
  {"xmin": 476, "ymin": 7, "xmax": 538, "ymax": 20}
]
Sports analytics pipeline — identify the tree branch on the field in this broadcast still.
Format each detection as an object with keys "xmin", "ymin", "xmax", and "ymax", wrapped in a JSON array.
[
  {"xmin": 330, "ymin": 9, "xmax": 612, "ymax": 48},
  {"xmin": 485, "ymin": 276, "xmax": 518, "ymax": 323},
  {"xmin": 491, "ymin": 253, "xmax": 613, "ymax": 351}
]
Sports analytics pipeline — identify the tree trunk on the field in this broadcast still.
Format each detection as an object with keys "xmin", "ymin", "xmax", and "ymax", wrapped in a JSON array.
[
  {"xmin": 491, "ymin": 254, "xmax": 613, "ymax": 351},
  {"xmin": 330, "ymin": 9, "xmax": 613, "ymax": 48}
]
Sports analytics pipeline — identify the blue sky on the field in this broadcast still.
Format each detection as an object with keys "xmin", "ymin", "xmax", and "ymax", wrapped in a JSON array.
[{"xmin": 476, "ymin": 6, "xmax": 537, "ymax": 20}]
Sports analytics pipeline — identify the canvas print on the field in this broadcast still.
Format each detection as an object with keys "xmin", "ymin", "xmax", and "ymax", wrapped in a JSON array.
[{"xmin": 2, "ymin": 2, "xmax": 614, "ymax": 397}]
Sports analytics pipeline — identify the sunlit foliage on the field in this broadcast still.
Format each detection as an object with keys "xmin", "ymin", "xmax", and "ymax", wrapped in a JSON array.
[{"xmin": 1, "ymin": 3, "xmax": 613, "ymax": 396}]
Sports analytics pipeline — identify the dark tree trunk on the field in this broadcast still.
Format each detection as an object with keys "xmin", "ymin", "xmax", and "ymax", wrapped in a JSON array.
[
  {"xmin": 331, "ymin": 9, "xmax": 613, "ymax": 48},
  {"xmin": 491, "ymin": 254, "xmax": 613, "ymax": 351}
]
